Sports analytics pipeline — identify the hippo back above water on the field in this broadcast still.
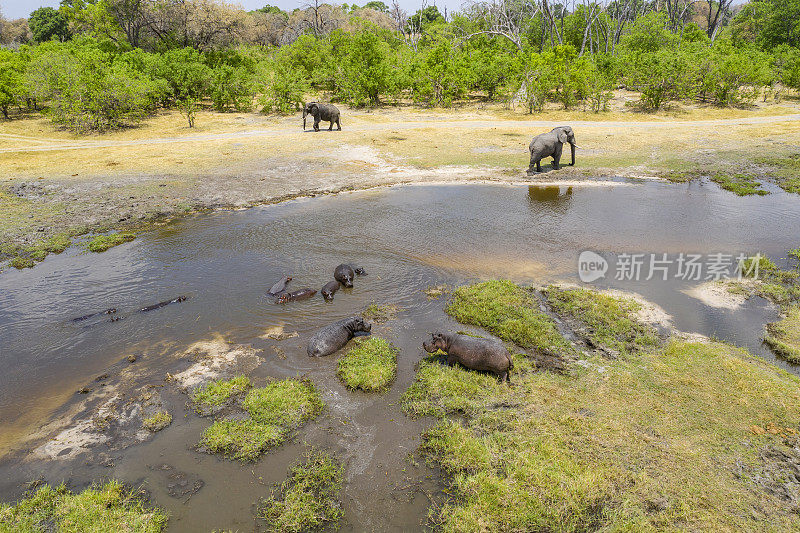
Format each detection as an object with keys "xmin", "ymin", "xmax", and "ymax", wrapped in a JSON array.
[
  {"xmin": 423, "ymin": 332, "xmax": 514, "ymax": 382},
  {"xmin": 308, "ymin": 316, "xmax": 372, "ymax": 357}
]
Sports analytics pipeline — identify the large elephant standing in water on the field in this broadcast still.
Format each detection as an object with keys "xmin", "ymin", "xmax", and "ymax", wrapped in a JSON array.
[
  {"xmin": 528, "ymin": 126, "xmax": 576, "ymax": 173},
  {"xmin": 303, "ymin": 102, "xmax": 341, "ymax": 132}
]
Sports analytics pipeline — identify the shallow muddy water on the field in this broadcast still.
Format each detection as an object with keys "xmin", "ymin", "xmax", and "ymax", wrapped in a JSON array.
[{"xmin": 1, "ymin": 179, "xmax": 800, "ymax": 531}]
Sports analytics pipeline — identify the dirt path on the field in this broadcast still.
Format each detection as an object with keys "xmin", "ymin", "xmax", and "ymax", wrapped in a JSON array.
[{"xmin": 3, "ymin": 113, "xmax": 800, "ymax": 154}]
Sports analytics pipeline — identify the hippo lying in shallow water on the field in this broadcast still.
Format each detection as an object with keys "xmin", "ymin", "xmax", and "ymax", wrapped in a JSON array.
[
  {"xmin": 276, "ymin": 288, "xmax": 317, "ymax": 303},
  {"xmin": 308, "ymin": 316, "xmax": 372, "ymax": 357},
  {"xmin": 423, "ymin": 332, "xmax": 514, "ymax": 382},
  {"xmin": 267, "ymin": 276, "xmax": 292, "ymax": 296}
]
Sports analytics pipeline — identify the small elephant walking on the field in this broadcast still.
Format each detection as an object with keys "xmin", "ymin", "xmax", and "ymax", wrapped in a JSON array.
[
  {"xmin": 303, "ymin": 102, "xmax": 341, "ymax": 132},
  {"xmin": 528, "ymin": 126, "xmax": 576, "ymax": 173}
]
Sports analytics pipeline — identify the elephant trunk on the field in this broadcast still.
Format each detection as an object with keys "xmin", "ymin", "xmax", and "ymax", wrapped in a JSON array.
[
  {"xmin": 302, "ymin": 108, "xmax": 307, "ymax": 130},
  {"xmin": 570, "ymin": 142, "xmax": 576, "ymax": 166}
]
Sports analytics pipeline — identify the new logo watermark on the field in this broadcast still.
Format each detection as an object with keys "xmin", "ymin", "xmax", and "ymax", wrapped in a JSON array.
[
  {"xmin": 577, "ymin": 251, "xmax": 764, "ymax": 283},
  {"xmin": 578, "ymin": 250, "xmax": 608, "ymax": 282}
]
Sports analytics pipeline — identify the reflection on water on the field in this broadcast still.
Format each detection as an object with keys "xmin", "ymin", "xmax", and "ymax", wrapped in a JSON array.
[
  {"xmin": 1, "ymin": 180, "xmax": 799, "ymax": 530},
  {"xmin": 528, "ymin": 184, "xmax": 573, "ymax": 212}
]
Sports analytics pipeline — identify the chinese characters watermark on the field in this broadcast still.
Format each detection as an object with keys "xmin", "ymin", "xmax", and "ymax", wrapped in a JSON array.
[{"xmin": 578, "ymin": 251, "xmax": 764, "ymax": 283}]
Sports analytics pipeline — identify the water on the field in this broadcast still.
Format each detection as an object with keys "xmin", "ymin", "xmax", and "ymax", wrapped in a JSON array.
[{"xmin": 1, "ymin": 179, "xmax": 799, "ymax": 530}]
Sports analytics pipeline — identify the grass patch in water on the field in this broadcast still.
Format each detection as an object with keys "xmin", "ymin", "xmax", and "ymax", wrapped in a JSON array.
[
  {"xmin": 142, "ymin": 411, "xmax": 172, "ymax": 432},
  {"xmin": 445, "ymin": 280, "xmax": 573, "ymax": 357},
  {"xmin": 361, "ymin": 303, "xmax": 401, "ymax": 323},
  {"xmin": 198, "ymin": 419, "xmax": 285, "ymax": 462},
  {"xmin": 765, "ymin": 306, "xmax": 800, "ymax": 363},
  {"xmin": 337, "ymin": 337, "xmax": 397, "ymax": 392},
  {"xmin": 86, "ymin": 232, "xmax": 135, "ymax": 253},
  {"xmin": 258, "ymin": 450, "xmax": 343, "ymax": 533},
  {"xmin": 711, "ymin": 173, "xmax": 769, "ymax": 196},
  {"xmin": 191, "ymin": 375, "xmax": 251, "ymax": 413},
  {"xmin": 241, "ymin": 379, "xmax": 323, "ymax": 427},
  {"xmin": 544, "ymin": 286, "xmax": 661, "ymax": 356},
  {"xmin": 0, "ymin": 480, "xmax": 168, "ymax": 532},
  {"xmin": 197, "ymin": 378, "xmax": 324, "ymax": 462}
]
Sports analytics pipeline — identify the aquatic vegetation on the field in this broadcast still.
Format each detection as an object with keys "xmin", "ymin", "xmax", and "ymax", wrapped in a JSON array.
[
  {"xmin": 86, "ymin": 232, "xmax": 136, "ymax": 253},
  {"xmin": 190, "ymin": 376, "xmax": 251, "ymax": 413},
  {"xmin": 544, "ymin": 286, "xmax": 661, "ymax": 356},
  {"xmin": 258, "ymin": 450, "xmax": 344, "ymax": 533},
  {"xmin": 711, "ymin": 173, "xmax": 769, "ymax": 196},
  {"xmin": 765, "ymin": 306, "xmax": 800, "ymax": 363},
  {"xmin": 0, "ymin": 480, "xmax": 168, "ymax": 532},
  {"xmin": 42, "ymin": 233, "xmax": 72, "ymax": 254},
  {"xmin": 738, "ymin": 253, "xmax": 800, "ymax": 307},
  {"xmin": 197, "ymin": 378, "xmax": 323, "ymax": 462},
  {"xmin": 242, "ymin": 379, "xmax": 323, "ymax": 427},
  {"xmin": 424, "ymin": 284, "xmax": 450, "ymax": 299},
  {"xmin": 9, "ymin": 256, "xmax": 34, "ymax": 269},
  {"xmin": 337, "ymin": 337, "xmax": 397, "ymax": 392},
  {"xmin": 360, "ymin": 303, "xmax": 400, "ymax": 323},
  {"xmin": 445, "ymin": 280, "xmax": 574, "ymax": 357},
  {"xmin": 198, "ymin": 419, "xmax": 284, "ymax": 462},
  {"xmin": 142, "ymin": 411, "xmax": 172, "ymax": 432}
]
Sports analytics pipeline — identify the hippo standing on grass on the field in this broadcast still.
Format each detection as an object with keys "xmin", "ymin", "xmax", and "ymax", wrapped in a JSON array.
[
  {"xmin": 423, "ymin": 332, "xmax": 514, "ymax": 382},
  {"xmin": 308, "ymin": 316, "xmax": 372, "ymax": 357}
]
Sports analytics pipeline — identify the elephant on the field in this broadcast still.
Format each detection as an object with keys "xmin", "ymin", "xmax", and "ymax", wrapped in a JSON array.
[
  {"xmin": 528, "ymin": 126, "xmax": 576, "ymax": 173},
  {"xmin": 303, "ymin": 102, "xmax": 341, "ymax": 132}
]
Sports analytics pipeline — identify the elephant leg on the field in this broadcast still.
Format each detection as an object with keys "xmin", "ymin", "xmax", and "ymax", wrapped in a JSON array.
[
  {"xmin": 336, "ymin": 118, "xmax": 341, "ymax": 131},
  {"xmin": 328, "ymin": 120, "xmax": 333, "ymax": 131},
  {"xmin": 536, "ymin": 160, "xmax": 542, "ymax": 172},
  {"xmin": 552, "ymin": 156, "xmax": 561, "ymax": 170},
  {"xmin": 314, "ymin": 119, "xmax": 320, "ymax": 132}
]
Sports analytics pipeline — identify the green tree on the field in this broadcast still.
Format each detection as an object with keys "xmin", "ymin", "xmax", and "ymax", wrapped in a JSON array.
[
  {"xmin": 258, "ymin": 50, "xmax": 310, "ymax": 114},
  {"xmin": 0, "ymin": 50, "xmax": 27, "ymax": 118},
  {"xmin": 363, "ymin": 1, "xmax": 388, "ymax": 12},
  {"xmin": 326, "ymin": 28, "xmax": 394, "ymax": 106},
  {"xmin": 407, "ymin": 6, "xmax": 445, "ymax": 32},
  {"xmin": 26, "ymin": 40, "xmax": 164, "ymax": 131},
  {"xmin": 29, "ymin": 7, "xmax": 71, "ymax": 43}
]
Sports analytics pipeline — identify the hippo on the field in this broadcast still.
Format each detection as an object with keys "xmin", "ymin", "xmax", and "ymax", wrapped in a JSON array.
[
  {"xmin": 334, "ymin": 264, "xmax": 355, "ymax": 288},
  {"xmin": 307, "ymin": 316, "xmax": 372, "ymax": 357},
  {"xmin": 334, "ymin": 264, "xmax": 367, "ymax": 288},
  {"xmin": 138, "ymin": 296, "xmax": 187, "ymax": 313},
  {"xmin": 267, "ymin": 276, "xmax": 292, "ymax": 296},
  {"xmin": 423, "ymin": 332, "xmax": 514, "ymax": 382},
  {"xmin": 321, "ymin": 281, "xmax": 340, "ymax": 301},
  {"xmin": 276, "ymin": 288, "xmax": 317, "ymax": 303}
]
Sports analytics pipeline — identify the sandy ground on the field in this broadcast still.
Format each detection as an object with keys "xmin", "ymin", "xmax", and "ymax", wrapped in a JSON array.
[{"xmin": 2, "ymin": 94, "xmax": 799, "ymax": 262}]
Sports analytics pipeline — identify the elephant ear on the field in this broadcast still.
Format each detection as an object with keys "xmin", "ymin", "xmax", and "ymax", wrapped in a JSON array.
[{"xmin": 557, "ymin": 130, "xmax": 568, "ymax": 143}]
